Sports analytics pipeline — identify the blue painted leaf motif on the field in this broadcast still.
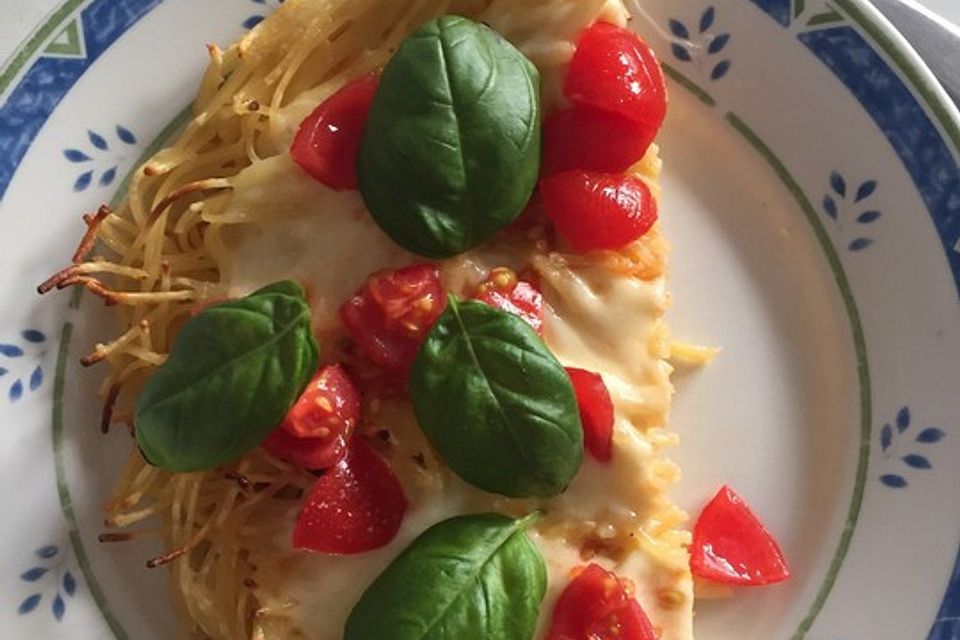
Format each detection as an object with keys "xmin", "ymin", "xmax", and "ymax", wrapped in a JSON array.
[
  {"xmin": 52, "ymin": 594, "xmax": 65, "ymax": 621},
  {"xmin": 902, "ymin": 454, "xmax": 932, "ymax": 469},
  {"xmin": 0, "ymin": 344, "xmax": 24, "ymax": 357},
  {"xmin": 848, "ymin": 238, "xmax": 873, "ymax": 251},
  {"xmin": 63, "ymin": 149, "xmax": 91, "ymax": 163},
  {"xmin": 116, "ymin": 125, "xmax": 137, "ymax": 145},
  {"xmin": 243, "ymin": 15, "xmax": 265, "ymax": 28},
  {"xmin": 63, "ymin": 571, "xmax": 77, "ymax": 597},
  {"xmin": 830, "ymin": 172, "xmax": 847, "ymax": 197},
  {"xmin": 855, "ymin": 180, "xmax": 877, "ymax": 202},
  {"xmin": 708, "ymin": 33, "xmax": 730, "ymax": 54},
  {"xmin": 36, "ymin": 545, "xmax": 58, "ymax": 559},
  {"xmin": 100, "ymin": 166, "xmax": 117, "ymax": 187},
  {"xmin": 29, "ymin": 366, "xmax": 43, "ymax": 391},
  {"xmin": 857, "ymin": 210, "xmax": 881, "ymax": 224},
  {"xmin": 22, "ymin": 330, "xmax": 45, "ymax": 343},
  {"xmin": 823, "ymin": 195, "xmax": 838, "ymax": 219},
  {"xmin": 896, "ymin": 406, "xmax": 911, "ymax": 432},
  {"xmin": 671, "ymin": 44, "xmax": 692, "ymax": 62},
  {"xmin": 880, "ymin": 423, "xmax": 893, "ymax": 452},
  {"xmin": 88, "ymin": 130, "xmax": 108, "ymax": 150},
  {"xmin": 10, "ymin": 379, "xmax": 24, "ymax": 401},
  {"xmin": 0, "ymin": 367, "xmax": 7, "ymax": 376},
  {"xmin": 916, "ymin": 427, "xmax": 945, "ymax": 443},
  {"xmin": 74, "ymin": 171, "xmax": 93, "ymax": 192},
  {"xmin": 250, "ymin": 0, "xmax": 267, "ymax": 4},
  {"xmin": 880, "ymin": 474, "xmax": 908, "ymax": 488},
  {"xmin": 18, "ymin": 593, "xmax": 42, "ymax": 615},
  {"xmin": 699, "ymin": 6, "xmax": 716, "ymax": 32},
  {"xmin": 20, "ymin": 567, "xmax": 48, "ymax": 581},
  {"xmin": 711, "ymin": 60, "xmax": 731, "ymax": 80},
  {"xmin": 669, "ymin": 19, "xmax": 690, "ymax": 39}
]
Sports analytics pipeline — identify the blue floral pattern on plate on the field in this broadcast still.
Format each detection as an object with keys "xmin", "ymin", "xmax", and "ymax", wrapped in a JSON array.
[
  {"xmin": 669, "ymin": 7, "xmax": 732, "ymax": 81},
  {"xmin": 0, "ymin": 330, "xmax": 47, "ymax": 403},
  {"xmin": 821, "ymin": 171, "xmax": 881, "ymax": 252},
  {"xmin": 878, "ymin": 406, "xmax": 946, "ymax": 489},
  {"xmin": 17, "ymin": 544, "xmax": 77, "ymax": 622},
  {"xmin": 64, "ymin": 126, "xmax": 138, "ymax": 192}
]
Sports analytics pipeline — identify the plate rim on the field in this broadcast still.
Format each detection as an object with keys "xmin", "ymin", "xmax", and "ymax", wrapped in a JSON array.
[{"xmin": 2, "ymin": 1, "xmax": 959, "ymax": 639}]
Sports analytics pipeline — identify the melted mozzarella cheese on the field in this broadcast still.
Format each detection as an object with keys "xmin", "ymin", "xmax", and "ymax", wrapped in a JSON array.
[
  {"xmin": 537, "ymin": 261, "xmax": 674, "ymax": 430},
  {"xmin": 250, "ymin": 259, "xmax": 691, "ymax": 640},
  {"xmin": 219, "ymin": 2, "xmax": 692, "ymax": 638},
  {"xmin": 218, "ymin": 156, "xmax": 416, "ymax": 333}
]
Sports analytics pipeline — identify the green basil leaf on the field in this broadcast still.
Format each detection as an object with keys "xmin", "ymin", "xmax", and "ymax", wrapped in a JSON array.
[
  {"xmin": 358, "ymin": 15, "xmax": 541, "ymax": 258},
  {"xmin": 135, "ymin": 280, "xmax": 319, "ymax": 471},
  {"xmin": 345, "ymin": 513, "xmax": 546, "ymax": 640},
  {"xmin": 410, "ymin": 297, "xmax": 582, "ymax": 497}
]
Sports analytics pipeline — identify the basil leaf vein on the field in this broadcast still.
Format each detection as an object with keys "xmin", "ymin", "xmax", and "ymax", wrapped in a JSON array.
[
  {"xmin": 135, "ymin": 280, "xmax": 319, "ymax": 472},
  {"xmin": 411, "ymin": 297, "xmax": 582, "ymax": 497},
  {"xmin": 345, "ymin": 513, "xmax": 546, "ymax": 640}
]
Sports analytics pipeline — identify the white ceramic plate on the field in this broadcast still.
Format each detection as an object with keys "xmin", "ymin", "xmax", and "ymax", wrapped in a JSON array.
[{"xmin": 1, "ymin": 0, "xmax": 958, "ymax": 638}]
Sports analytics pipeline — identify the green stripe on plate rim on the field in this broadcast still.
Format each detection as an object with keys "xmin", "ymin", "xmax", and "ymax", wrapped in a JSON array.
[
  {"xmin": 0, "ymin": 0, "xmax": 87, "ymax": 96},
  {"xmin": 52, "ymin": 104, "xmax": 192, "ymax": 640},
  {"xmin": 52, "ymin": 321, "xmax": 131, "ymax": 640},
  {"xmin": 663, "ymin": 62, "xmax": 716, "ymax": 106},
  {"xmin": 665, "ymin": 54, "xmax": 872, "ymax": 640},
  {"xmin": 723, "ymin": 113, "xmax": 873, "ymax": 640},
  {"xmin": 836, "ymin": 0, "xmax": 960, "ymax": 158}
]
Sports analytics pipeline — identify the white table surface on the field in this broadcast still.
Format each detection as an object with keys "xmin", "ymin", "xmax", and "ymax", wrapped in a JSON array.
[{"xmin": 2, "ymin": 0, "xmax": 960, "ymax": 69}]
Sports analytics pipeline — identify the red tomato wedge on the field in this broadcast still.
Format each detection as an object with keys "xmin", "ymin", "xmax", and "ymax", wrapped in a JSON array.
[
  {"xmin": 565, "ymin": 22, "xmax": 667, "ymax": 139},
  {"xmin": 691, "ymin": 485, "xmax": 791, "ymax": 585},
  {"xmin": 540, "ymin": 171, "xmax": 658, "ymax": 253},
  {"xmin": 472, "ymin": 267, "xmax": 544, "ymax": 335},
  {"xmin": 282, "ymin": 365, "xmax": 360, "ymax": 440},
  {"xmin": 565, "ymin": 367, "xmax": 614, "ymax": 462},
  {"xmin": 547, "ymin": 563, "xmax": 657, "ymax": 640},
  {"xmin": 340, "ymin": 264, "xmax": 446, "ymax": 377},
  {"xmin": 262, "ymin": 428, "xmax": 342, "ymax": 471},
  {"xmin": 290, "ymin": 73, "xmax": 379, "ymax": 190},
  {"xmin": 293, "ymin": 439, "xmax": 407, "ymax": 555},
  {"xmin": 261, "ymin": 365, "xmax": 360, "ymax": 469},
  {"xmin": 542, "ymin": 105, "xmax": 656, "ymax": 175}
]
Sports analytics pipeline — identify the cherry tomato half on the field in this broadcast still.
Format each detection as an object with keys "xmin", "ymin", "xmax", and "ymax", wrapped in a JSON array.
[
  {"xmin": 547, "ymin": 563, "xmax": 657, "ymax": 640},
  {"xmin": 290, "ymin": 73, "xmax": 379, "ymax": 191},
  {"xmin": 690, "ymin": 485, "xmax": 791, "ymax": 586},
  {"xmin": 565, "ymin": 22, "xmax": 667, "ymax": 139},
  {"xmin": 539, "ymin": 171, "xmax": 658, "ymax": 253},
  {"xmin": 542, "ymin": 105, "xmax": 656, "ymax": 175},
  {"xmin": 566, "ymin": 367, "xmax": 614, "ymax": 463},
  {"xmin": 340, "ymin": 264, "xmax": 446, "ymax": 377},
  {"xmin": 293, "ymin": 439, "xmax": 407, "ymax": 555},
  {"xmin": 262, "ymin": 365, "xmax": 361, "ymax": 470},
  {"xmin": 472, "ymin": 267, "xmax": 544, "ymax": 335}
]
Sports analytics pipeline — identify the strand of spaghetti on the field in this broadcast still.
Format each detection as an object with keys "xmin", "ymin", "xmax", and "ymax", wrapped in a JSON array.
[
  {"xmin": 108, "ymin": 505, "xmax": 162, "ymax": 528},
  {"xmin": 100, "ymin": 211, "xmax": 139, "ymax": 237},
  {"xmin": 82, "ymin": 321, "xmax": 145, "ymax": 366},
  {"xmin": 121, "ymin": 345, "xmax": 166, "ymax": 367},
  {"xmin": 241, "ymin": 113, "xmax": 264, "ymax": 165},
  {"xmin": 271, "ymin": 15, "xmax": 341, "ymax": 106},
  {"xmin": 153, "ymin": 259, "xmax": 173, "ymax": 353},
  {"xmin": 77, "ymin": 261, "xmax": 149, "ymax": 281},
  {"xmin": 119, "ymin": 463, "xmax": 165, "ymax": 512},
  {"xmin": 105, "ymin": 451, "xmax": 154, "ymax": 511},
  {"xmin": 94, "ymin": 225, "xmax": 136, "ymax": 260},
  {"xmin": 163, "ymin": 248, "xmax": 216, "ymax": 273}
]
